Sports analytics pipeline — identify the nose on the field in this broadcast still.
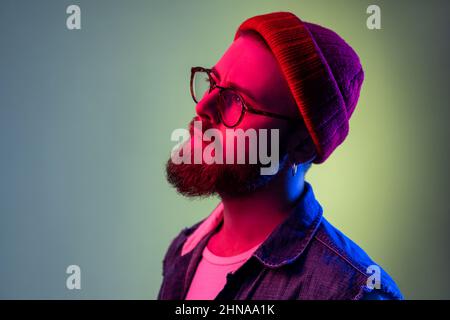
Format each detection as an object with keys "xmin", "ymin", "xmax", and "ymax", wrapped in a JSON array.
[{"xmin": 195, "ymin": 88, "xmax": 221, "ymax": 125}]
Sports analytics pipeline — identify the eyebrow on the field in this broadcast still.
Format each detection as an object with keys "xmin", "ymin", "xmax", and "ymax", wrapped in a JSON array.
[{"xmin": 210, "ymin": 66, "xmax": 258, "ymax": 103}]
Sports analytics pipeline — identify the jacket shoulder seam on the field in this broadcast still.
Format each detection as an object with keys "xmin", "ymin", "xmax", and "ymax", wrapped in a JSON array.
[{"xmin": 313, "ymin": 234, "xmax": 368, "ymax": 279}]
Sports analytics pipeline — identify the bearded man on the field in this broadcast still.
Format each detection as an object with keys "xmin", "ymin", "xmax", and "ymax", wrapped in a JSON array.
[{"xmin": 158, "ymin": 11, "xmax": 402, "ymax": 300}]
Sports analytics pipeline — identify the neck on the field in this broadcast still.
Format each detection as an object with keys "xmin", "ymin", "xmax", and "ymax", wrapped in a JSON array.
[{"xmin": 209, "ymin": 164, "xmax": 306, "ymax": 256}]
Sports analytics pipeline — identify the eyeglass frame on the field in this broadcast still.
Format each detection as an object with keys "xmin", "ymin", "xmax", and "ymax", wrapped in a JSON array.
[{"xmin": 190, "ymin": 66, "xmax": 298, "ymax": 128}]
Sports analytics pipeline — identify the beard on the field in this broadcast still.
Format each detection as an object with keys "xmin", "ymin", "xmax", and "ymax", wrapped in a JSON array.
[
  {"xmin": 165, "ymin": 160, "xmax": 284, "ymax": 198},
  {"xmin": 165, "ymin": 118, "xmax": 288, "ymax": 198}
]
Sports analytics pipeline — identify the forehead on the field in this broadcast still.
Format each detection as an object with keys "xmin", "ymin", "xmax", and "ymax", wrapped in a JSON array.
[
  {"xmin": 213, "ymin": 33, "xmax": 283, "ymax": 96},
  {"xmin": 212, "ymin": 32, "xmax": 298, "ymax": 117}
]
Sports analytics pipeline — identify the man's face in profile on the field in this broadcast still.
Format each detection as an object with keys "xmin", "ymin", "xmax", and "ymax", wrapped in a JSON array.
[{"xmin": 166, "ymin": 32, "xmax": 302, "ymax": 198}]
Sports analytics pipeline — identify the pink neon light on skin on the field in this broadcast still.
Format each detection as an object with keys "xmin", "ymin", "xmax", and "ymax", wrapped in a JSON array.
[{"xmin": 182, "ymin": 31, "xmax": 316, "ymax": 257}]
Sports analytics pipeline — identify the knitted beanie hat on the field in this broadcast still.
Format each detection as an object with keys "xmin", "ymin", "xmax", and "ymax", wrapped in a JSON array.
[{"xmin": 234, "ymin": 12, "xmax": 364, "ymax": 164}]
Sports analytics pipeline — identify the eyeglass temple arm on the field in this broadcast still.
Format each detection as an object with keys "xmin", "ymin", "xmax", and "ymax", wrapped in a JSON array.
[{"xmin": 245, "ymin": 106, "xmax": 296, "ymax": 121}]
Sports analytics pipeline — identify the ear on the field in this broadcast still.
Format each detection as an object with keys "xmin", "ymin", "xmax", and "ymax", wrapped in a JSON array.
[{"xmin": 286, "ymin": 127, "xmax": 316, "ymax": 165}]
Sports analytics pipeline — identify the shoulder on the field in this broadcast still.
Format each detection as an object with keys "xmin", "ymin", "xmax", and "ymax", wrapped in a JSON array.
[{"xmin": 304, "ymin": 217, "xmax": 403, "ymax": 300}]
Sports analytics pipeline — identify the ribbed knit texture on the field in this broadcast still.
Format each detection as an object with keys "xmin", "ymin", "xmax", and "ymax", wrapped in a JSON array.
[{"xmin": 234, "ymin": 12, "xmax": 364, "ymax": 163}]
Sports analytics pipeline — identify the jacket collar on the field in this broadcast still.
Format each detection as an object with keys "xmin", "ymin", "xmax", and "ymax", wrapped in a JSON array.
[
  {"xmin": 253, "ymin": 181, "xmax": 323, "ymax": 267},
  {"xmin": 181, "ymin": 181, "xmax": 323, "ymax": 268}
]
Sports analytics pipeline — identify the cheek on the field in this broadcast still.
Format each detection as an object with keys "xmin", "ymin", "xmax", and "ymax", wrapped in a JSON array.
[
  {"xmin": 221, "ymin": 118, "xmax": 290, "ymax": 161},
  {"xmin": 236, "ymin": 115, "xmax": 292, "ymax": 142},
  {"xmin": 184, "ymin": 119, "xmax": 291, "ymax": 164}
]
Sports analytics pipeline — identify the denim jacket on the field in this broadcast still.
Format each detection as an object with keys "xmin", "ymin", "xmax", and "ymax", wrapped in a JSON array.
[{"xmin": 157, "ymin": 182, "xmax": 403, "ymax": 300}]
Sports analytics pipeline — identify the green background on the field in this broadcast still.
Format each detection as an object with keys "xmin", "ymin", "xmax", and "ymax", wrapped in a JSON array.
[{"xmin": 1, "ymin": 0, "xmax": 449, "ymax": 299}]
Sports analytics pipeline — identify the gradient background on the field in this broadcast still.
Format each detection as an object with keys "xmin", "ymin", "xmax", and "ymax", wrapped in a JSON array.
[{"xmin": 1, "ymin": 0, "xmax": 449, "ymax": 299}]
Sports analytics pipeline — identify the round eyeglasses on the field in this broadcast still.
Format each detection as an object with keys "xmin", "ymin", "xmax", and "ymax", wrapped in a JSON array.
[{"xmin": 190, "ymin": 66, "xmax": 297, "ymax": 128}]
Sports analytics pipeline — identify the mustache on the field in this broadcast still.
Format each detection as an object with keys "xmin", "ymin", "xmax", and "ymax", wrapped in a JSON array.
[{"xmin": 188, "ymin": 116, "xmax": 215, "ymax": 136}]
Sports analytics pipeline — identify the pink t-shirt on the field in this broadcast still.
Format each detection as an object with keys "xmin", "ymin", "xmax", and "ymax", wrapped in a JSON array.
[{"xmin": 185, "ymin": 242, "xmax": 262, "ymax": 300}]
